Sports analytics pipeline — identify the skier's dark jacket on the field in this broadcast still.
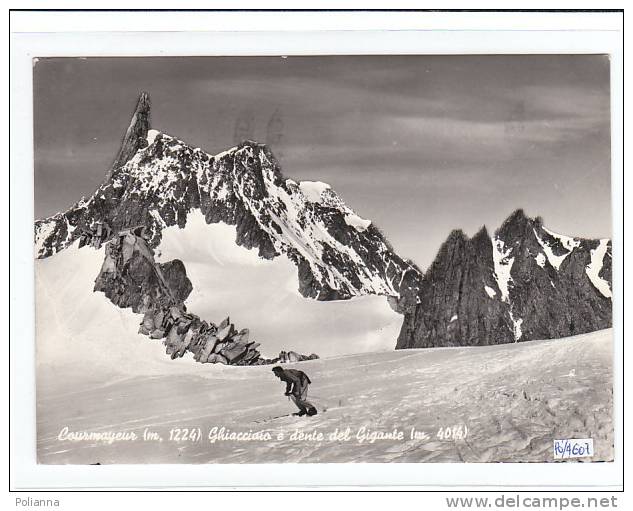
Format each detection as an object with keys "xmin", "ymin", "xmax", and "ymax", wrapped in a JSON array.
[{"xmin": 277, "ymin": 368, "xmax": 312, "ymax": 396}]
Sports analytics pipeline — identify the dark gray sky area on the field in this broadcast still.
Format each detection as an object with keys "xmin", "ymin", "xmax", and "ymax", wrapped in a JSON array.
[{"xmin": 34, "ymin": 55, "xmax": 611, "ymax": 269}]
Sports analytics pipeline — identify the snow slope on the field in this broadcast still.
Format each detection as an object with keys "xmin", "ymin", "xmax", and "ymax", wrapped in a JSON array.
[
  {"xmin": 35, "ymin": 210, "xmax": 403, "ymax": 383},
  {"xmin": 586, "ymin": 239, "xmax": 612, "ymax": 298},
  {"xmin": 155, "ymin": 209, "xmax": 403, "ymax": 357},
  {"xmin": 35, "ymin": 242, "xmax": 212, "ymax": 382},
  {"xmin": 36, "ymin": 222, "xmax": 613, "ymax": 464},
  {"xmin": 37, "ymin": 329, "xmax": 613, "ymax": 464}
]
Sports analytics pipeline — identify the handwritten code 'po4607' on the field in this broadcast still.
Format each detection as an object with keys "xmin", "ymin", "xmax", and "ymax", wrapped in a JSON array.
[{"xmin": 554, "ymin": 438, "xmax": 594, "ymax": 459}]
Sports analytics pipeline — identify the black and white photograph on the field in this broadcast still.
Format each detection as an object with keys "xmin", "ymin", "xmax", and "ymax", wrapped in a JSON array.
[{"xmin": 32, "ymin": 54, "xmax": 614, "ymax": 465}]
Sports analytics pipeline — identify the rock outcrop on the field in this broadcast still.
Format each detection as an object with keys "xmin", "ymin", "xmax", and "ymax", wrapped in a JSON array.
[
  {"xmin": 275, "ymin": 350, "xmax": 320, "ymax": 363},
  {"xmin": 93, "ymin": 228, "xmax": 317, "ymax": 365},
  {"xmin": 110, "ymin": 91, "xmax": 151, "ymax": 172},
  {"xmin": 93, "ymin": 226, "xmax": 192, "ymax": 313},
  {"xmin": 397, "ymin": 210, "xmax": 612, "ymax": 349},
  {"xmin": 396, "ymin": 227, "xmax": 513, "ymax": 349}
]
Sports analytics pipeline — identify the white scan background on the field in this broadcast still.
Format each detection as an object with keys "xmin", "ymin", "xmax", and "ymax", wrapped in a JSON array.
[{"xmin": 9, "ymin": 10, "xmax": 624, "ymax": 490}]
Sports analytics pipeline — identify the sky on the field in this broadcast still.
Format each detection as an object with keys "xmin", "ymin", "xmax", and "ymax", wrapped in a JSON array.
[{"xmin": 33, "ymin": 55, "xmax": 612, "ymax": 269}]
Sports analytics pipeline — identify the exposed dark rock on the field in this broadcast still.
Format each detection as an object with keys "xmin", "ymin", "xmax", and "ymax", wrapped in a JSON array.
[
  {"xmin": 93, "ymin": 230, "xmax": 316, "ymax": 366},
  {"xmin": 111, "ymin": 91, "xmax": 151, "ymax": 172},
  {"xmin": 397, "ymin": 227, "xmax": 512, "ymax": 349},
  {"xmin": 599, "ymin": 240, "xmax": 612, "ymax": 285},
  {"xmin": 397, "ymin": 210, "xmax": 612, "ymax": 349},
  {"xmin": 93, "ymin": 228, "xmax": 191, "ymax": 314},
  {"xmin": 158, "ymin": 259, "xmax": 193, "ymax": 305}
]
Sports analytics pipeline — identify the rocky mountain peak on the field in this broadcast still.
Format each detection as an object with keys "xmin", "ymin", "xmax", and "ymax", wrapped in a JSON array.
[
  {"xmin": 471, "ymin": 225, "xmax": 491, "ymax": 246},
  {"xmin": 437, "ymin": 227, "xmax": 494, "ymax": 265},
  {"xmin": 445, "ymin": 228, "xmax": 468, "ymax": 244},
  {"xmin": 496, "ymin": 208, "xmax": 533, "ymax": 240},
  {"xmin": 506, "ymin": 207, "xmax": 528, "ymax": 223},
  {"xmin": 472, "ymin": 225, "xmax": 489, "ymax": 241},
  {"xmin": 35, "ymin": 92, "xmax": 423, "ymax": 303},
  {"xmin": 429, "ymin": 229, "xmax": 471, "ymax": 272},
  {"xmin": 111, "ymin": 91, "xmax": 152, "ymax": 172},
  {"xmin": 228, "ymin": 141, "xmax": 285, "ymax": 192},
  {"xmin": 471, "ymin": 225, "xmax": 493, "ymax": 255},
  {"xmin": 397, "ymin": 209, "xmax": 612, "ymax": 349}
]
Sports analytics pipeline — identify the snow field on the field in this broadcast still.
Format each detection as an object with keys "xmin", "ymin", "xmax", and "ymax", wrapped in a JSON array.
[{"xmin": 37, "ymin": 329, "xmax": 613, "ymax": 464}]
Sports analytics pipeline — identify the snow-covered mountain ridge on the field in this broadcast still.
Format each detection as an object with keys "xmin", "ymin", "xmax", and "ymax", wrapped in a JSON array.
[
  {"xmin": 34, "ymin": 92, "xmax": 612, "ymax": 351},
  {"xmin": 34, "ymin": 93, "xmax": 423, "ymax": 302}
]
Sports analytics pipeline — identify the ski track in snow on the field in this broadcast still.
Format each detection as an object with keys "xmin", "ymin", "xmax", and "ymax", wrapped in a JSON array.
[{"xmin": 37, "ymin": 328, "xmax": 613, "ymax": 464}]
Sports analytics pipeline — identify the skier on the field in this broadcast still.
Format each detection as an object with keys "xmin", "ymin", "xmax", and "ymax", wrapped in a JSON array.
[{"xmin": 271, "ymin": 366, "xmax": 317, "ymax": 417}]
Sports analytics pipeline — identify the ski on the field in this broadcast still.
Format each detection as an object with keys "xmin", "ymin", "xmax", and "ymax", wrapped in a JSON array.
[{"xmin": 253, "ymin": 413, "xmax": 294, "ymax": 424}]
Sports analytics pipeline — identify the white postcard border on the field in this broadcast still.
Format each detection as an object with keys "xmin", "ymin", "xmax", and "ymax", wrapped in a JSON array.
[{"xmin": 9, "ymin": 10, "xmax": 624, "ymax": 489}]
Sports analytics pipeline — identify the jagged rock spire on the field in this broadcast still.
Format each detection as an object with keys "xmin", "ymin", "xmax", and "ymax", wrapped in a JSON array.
[
  {"xmin": 499, "ymin": 208, "xmax": 529, "ymax": 229},
  {"xmin": 397, "ymin": 208, "xmax": 612, "ymax": 350},
  {"xmin": 111, "ymin": 91, "xmax": 151, "ymax": 172}
]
